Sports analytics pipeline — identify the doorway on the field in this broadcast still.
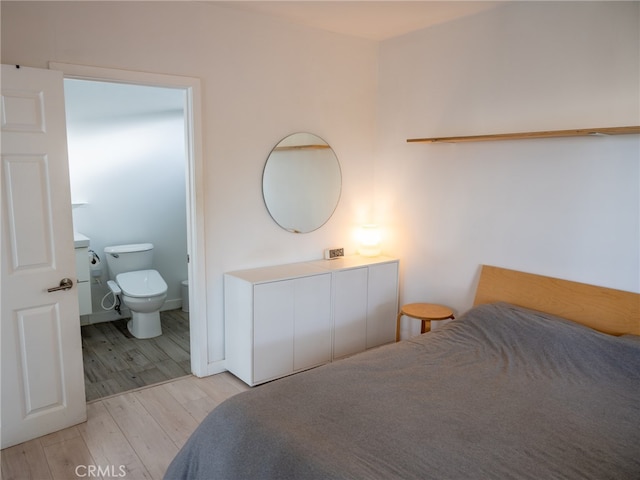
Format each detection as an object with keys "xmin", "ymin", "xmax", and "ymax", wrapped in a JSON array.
[
  {"xmin": 51, "ymin": 62, "xmax": 208, "ymax": 397},
  {"xmin": 64, "ymin": 78, "xmax": 191, "ymax": 400}
]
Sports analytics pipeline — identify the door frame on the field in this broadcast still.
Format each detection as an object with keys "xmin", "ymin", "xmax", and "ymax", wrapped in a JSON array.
[{"xmin": 50, "ymin": 62, "xmax": 208, "ymax": 377}]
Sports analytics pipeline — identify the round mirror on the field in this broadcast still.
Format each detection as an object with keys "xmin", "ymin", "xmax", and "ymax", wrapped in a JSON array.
[{"xmin": 262, "ymin": 133, "xmax": 342, "ymax": 233}]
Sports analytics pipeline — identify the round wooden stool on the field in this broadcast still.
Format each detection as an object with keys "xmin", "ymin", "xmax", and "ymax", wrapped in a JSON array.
[{"xmin": 396, "ymin": 303, "xmax": 455, "ymax": 341}]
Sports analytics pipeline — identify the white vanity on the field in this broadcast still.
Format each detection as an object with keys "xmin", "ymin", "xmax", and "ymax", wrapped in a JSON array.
[
  {"xmin": 224, "ymin": 255, "xmax": 399, "ymax": 386},
  {"xmin": 73, "ymin": 232, "xmax": 92, "ymax": 316}
]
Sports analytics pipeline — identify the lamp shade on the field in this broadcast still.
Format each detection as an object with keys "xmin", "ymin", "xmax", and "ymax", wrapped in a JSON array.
[{"xmin": 358, "ymin": 224, "xmax": 381, "ymax": 257}]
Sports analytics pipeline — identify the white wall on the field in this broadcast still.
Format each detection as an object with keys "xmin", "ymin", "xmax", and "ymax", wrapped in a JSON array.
[
  {"xmin": 2, "ymin": 1, "xmax": 638, "ymax": 355},
  {"xmin": 376, "ymin": 2, "xmax": 640, "ymax": 337},
  {"xmin": 67, "ymin": 105, "xmax": 188, "ymax": 319},
  {"xmin": 1, "ymin": 2, "xmax": 379, "ymax": 364}
]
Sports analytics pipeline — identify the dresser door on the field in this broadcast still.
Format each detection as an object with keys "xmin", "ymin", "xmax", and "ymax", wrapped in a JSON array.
[
  {"xmin": 253, "ymin": 280, "xmax": 294, "ymax": 383},
  {"xmin": 294, "ymin": 274, "xmax": 332, "ymax": 371},
  {"xmin": 333, "ymin": 267, "xmax": 368, "ymax": 358},
  {"xmin": 366, "ymin": 261, "xmax": 399, "ymax": 348}
]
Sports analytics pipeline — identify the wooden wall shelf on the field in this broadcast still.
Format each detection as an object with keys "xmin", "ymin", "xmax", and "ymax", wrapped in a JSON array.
[{"xmin": 407, "ymin": 126, "xmax": 640, "ymax": 144}]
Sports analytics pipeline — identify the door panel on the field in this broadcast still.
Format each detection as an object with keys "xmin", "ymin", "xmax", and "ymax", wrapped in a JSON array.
[
  {"xmin": 4, "ymin": 154, "xmax": 54, "ymax": 268},
  {"xmin": 1, "ymin": 87, "xmax": 45, "ymax": 133},
  {"xmin": 17, "ymin": 305, "xmax": 65, "ymax": 414},
  {"xmin": 1, "ymin": 64, "xmax": 86, "ymax": 448}
]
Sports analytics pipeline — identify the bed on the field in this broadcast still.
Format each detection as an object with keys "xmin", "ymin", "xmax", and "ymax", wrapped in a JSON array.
[{"xmin": 165, "ymin": 265, "xmax": 640, "ymax": 479}]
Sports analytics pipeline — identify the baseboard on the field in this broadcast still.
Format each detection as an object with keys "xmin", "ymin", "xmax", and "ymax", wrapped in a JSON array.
[
  {"xmin": 162, "ymin": 298, "xmax": 182, "ymax": 311},
  {"xmin": 201, "ymin": 360, "xmax": 227, "ymax": 378},
  {"xmin": 82, "ymin": 298, "xmax": 183, "ymax": 325}
]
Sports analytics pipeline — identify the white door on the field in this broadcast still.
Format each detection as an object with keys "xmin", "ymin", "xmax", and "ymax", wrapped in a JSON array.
[{"xmin": 1, "ymin": 64, "xmax": 86, "ymax": 449}]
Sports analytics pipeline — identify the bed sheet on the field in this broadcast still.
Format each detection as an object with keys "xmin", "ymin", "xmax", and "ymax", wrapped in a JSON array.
[{"xmin": 165, "ymin": 302, "xmax": 640, "ymax": 479}]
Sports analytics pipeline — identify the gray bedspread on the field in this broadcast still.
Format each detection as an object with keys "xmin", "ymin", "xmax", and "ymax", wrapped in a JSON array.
[{"xmin": 165, "ymin": 303, "xmax": 640, "ymax": 479}]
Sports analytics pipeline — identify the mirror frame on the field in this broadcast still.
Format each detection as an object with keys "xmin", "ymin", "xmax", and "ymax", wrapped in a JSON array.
[{"xmin": 262, "ymin": 132, "xmax": 342, "ymax": 233}]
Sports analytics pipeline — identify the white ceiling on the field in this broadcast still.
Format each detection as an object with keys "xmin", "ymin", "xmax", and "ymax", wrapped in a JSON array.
[{"xmin": 215, "ymin": 1, "xmax": 503, "ymax": 41}]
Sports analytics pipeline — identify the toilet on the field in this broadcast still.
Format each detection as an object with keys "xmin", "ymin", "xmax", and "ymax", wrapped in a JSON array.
[{"xmin": 104, "ymin": 243, "xmax": 168, "ymax": 339}]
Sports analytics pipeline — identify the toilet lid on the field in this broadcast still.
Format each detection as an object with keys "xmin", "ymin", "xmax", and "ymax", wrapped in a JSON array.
[{"xmin": 116, "ymin": 269, "xmax": 168, "ymax": 298}]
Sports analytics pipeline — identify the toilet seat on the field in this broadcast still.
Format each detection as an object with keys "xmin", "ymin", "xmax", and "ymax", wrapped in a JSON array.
[{"xmin": 116, "ymin": 269, "xmax": 168, "ymax": 298}]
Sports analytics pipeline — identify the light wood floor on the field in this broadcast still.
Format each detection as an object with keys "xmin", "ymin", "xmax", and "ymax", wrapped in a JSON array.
[
  {"xmin": 82, "ymin": 310, "xmax": 191, "ymax": 402},
  {"xmin": 0, "ymin": 372, "xmax": 250, "ymax": 480}
]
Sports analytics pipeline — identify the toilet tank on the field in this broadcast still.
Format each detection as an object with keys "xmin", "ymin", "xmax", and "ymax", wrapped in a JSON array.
[{"xmin": 104, "ymin": 243, "xmax": 154, "ymax": 279}]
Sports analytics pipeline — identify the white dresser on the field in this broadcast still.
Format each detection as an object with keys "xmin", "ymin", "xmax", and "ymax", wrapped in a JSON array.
[{"xmin": 225, "ymin": 256, "xmax": 399, "ymax": 386}]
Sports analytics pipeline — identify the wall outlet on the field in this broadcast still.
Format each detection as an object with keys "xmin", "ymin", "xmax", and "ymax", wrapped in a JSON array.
[{"xmin": 324, "ymin": 247, "xmax": 344, "ymax": 260}]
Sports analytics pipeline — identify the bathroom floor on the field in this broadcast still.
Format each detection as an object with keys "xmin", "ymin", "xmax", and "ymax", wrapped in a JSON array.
[{"xmin": 81, "ymin": 309, "xmax": 190, "ymax": 402}]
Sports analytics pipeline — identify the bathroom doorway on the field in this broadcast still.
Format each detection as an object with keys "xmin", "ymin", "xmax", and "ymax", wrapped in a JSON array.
[{"xmin": 55, "ymin": 63, "xmax": 207, "ymax": 400}]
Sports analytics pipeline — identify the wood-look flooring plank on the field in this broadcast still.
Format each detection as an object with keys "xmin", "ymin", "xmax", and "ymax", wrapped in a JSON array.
[
  {"xmin": 0, "ymin": 371, "xmax": 247, "ymax": 480},
  {"xmin": 178, "ymin": 359, "xmax": 191, "ymax": 373},
  {"xmin": 42, "ymin": 435, "xmax": 97, "ymax": 480},
  {"xmin": 88, "ymin": 341, "xmax": 132, "ymax": 372},
  {"xmin": 83, "ymin": 348, "xmax": 115, "ymax": 383},
  {"xmin": 161, "ymin": 376, "xmax": 210, "ymax": 405},
  {"xmin": 163, "ymin": 374, "xmax": 247, "ymax": 423},
  {"xmin": 109, "ymin": 369, "xmax": 148, "ymax": 392},
  {"xmin": 194, "ymin": 372, "xmax": 250, "ymax": 405},
  {"xmin": 161, "ymin": 329, "xmax": 190, "ymax": 354},
  {"xmin": 85, "ymin": 378, "xmax": 126, "ymax": 402},
  {"xmin": 103, "ymin": 393, "xmax": 178, "ymax": 479},
  {"xmin": 110, "ymin": 319, "xmax": 134, "ymax": 339},
  {"xmin": 133, "ymin": 385, "xmax": 199, "ymax": 448},
  {"xmin": 39, "ymin": 426, "xmax": 82, "ymax": 447},
  {"xmin": 82, "ymin": 310, "xmax": 191, "ymax": 402},
  {"xmin": 1, "ymin": 438, "xmax": 52, "ymax": 480},
  {"xmin": 155, "ymin": 359, "xmax": 190, "ymax": 380},
  {"xmin": 224, "ymin": 372, "xmax": 251, "ymax": 392},
  {"xmin": 95, "ymin": 321, "xmax": 129, "ymax": 344},
  {"xmin": 119, "ymin": 348, "xmax": 153, "ymax": 370},
  {"xmin": 81, "ymin": 323, "xmax": 110, "ymax": 345},
  {"xmin": 169, "ymin": 393, "xmax": 218, "ymax": 423},
  {"xmin": 77, "ymin": 401, "xmax": 152, "ymax": 480},
  {"xmin": 159, "ymin": 314, "xmax": 190, "ymax": 351},
  {"xmin": 149, "ymin": 335, "xmax": 189, "ymax": 363},
  {"xmin": 211, "ymin": 373, "xmax": 249, "ymax": 399},
  {"xmin": 135, "ymin": 367, "xmax": 175, "ymax": 386},
  {"xmin": 132, "ymin": 339, "xmax": 171, "ymax": 363}
]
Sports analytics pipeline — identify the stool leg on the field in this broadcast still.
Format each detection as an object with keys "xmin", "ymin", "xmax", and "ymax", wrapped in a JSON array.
[
  {"xmin": 396, "ymin": 313, "xmax": 402, "ymax": 342},
  {"xmin": 421, "ymin": 320, "xmax": 430, "ymax": 334}
]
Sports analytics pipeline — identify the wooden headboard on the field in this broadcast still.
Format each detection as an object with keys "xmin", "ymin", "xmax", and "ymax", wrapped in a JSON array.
[{"xmin": 474, "ymin": 265, "xmax": 640, "ymax": 336}]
